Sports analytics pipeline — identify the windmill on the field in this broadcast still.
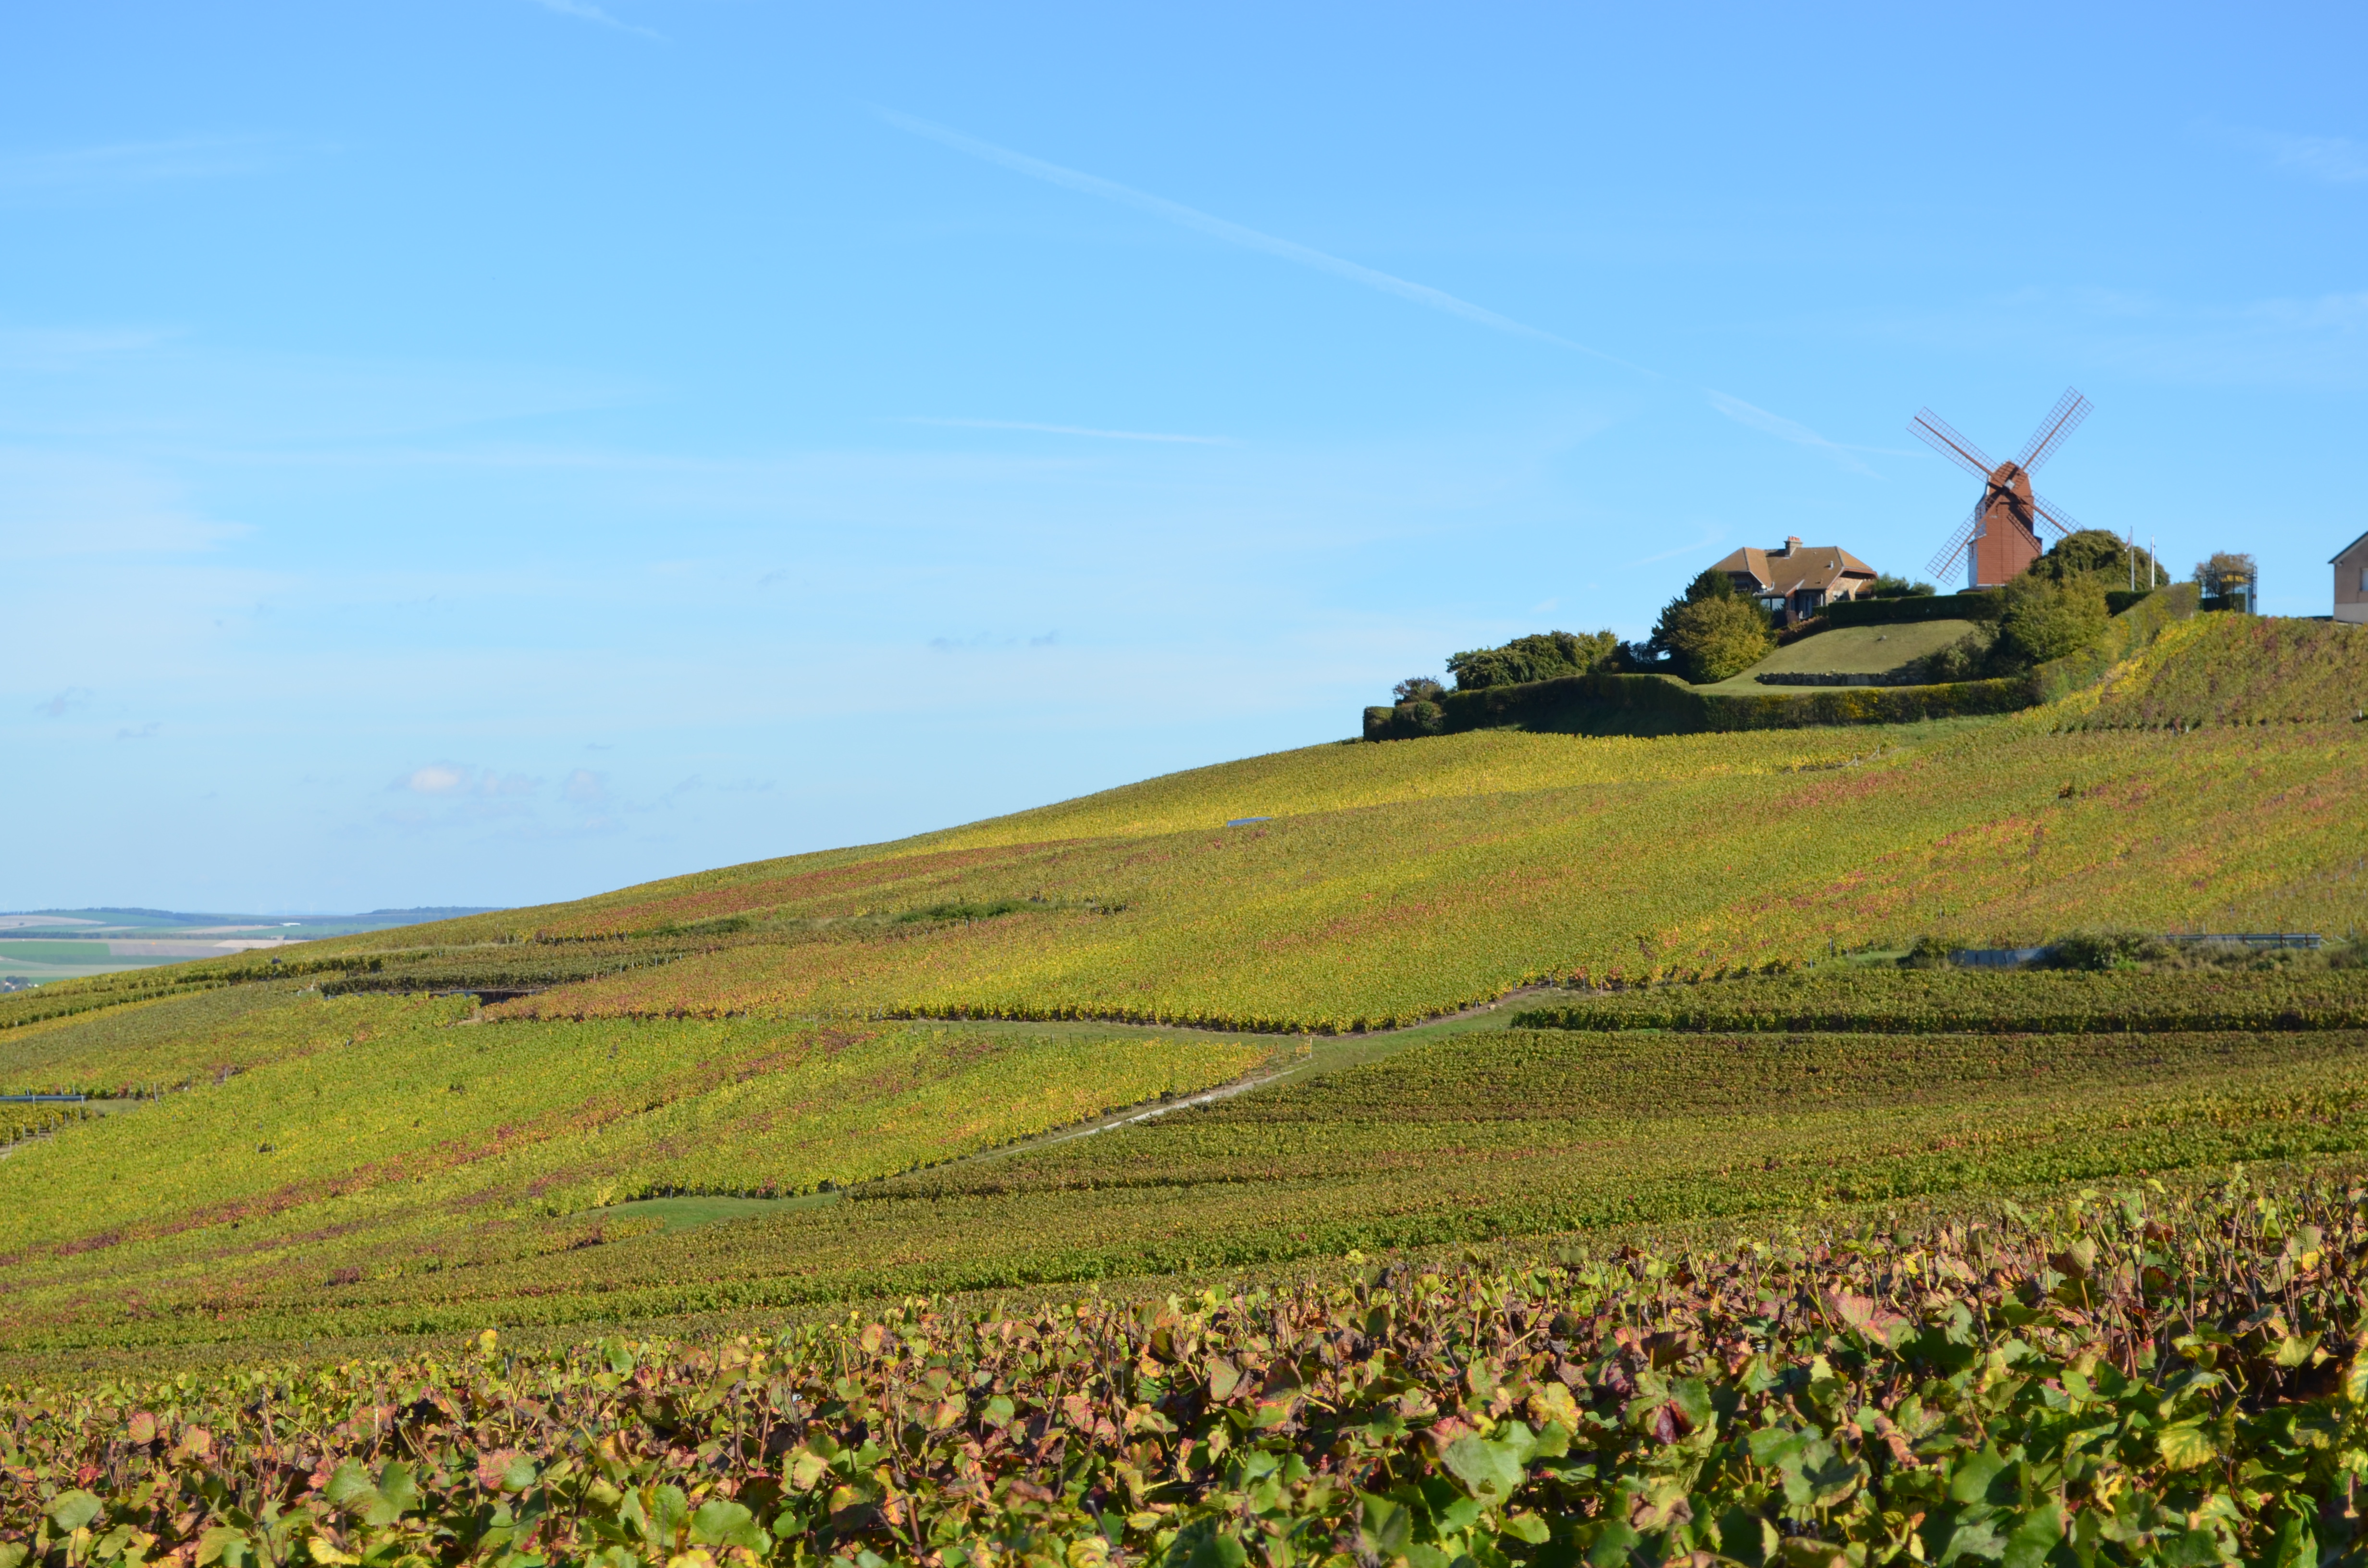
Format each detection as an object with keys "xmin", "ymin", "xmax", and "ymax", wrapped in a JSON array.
[{"xmin": 1911, "ymin": 388, "xmax": 2092, "ymax": 588}]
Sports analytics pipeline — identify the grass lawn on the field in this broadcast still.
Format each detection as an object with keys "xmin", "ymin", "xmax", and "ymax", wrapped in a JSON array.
[{"xmin": 1696, "ymin": 618, "xmax": 1979, "ymax": 692}]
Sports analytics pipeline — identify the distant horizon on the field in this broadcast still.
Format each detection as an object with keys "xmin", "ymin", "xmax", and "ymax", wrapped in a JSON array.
[{"xmin": 0, "ymin": 905, "xmax": 508, "ymax": 923}]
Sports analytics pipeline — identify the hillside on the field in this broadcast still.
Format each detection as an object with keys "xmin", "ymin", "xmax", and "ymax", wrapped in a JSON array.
[
  {"xmin": 4, "ymin": 616, "xmax": 2368, "ymax": 1364},
  {"xmin": 2074, "ymin": 612, "xmax": 2368, "ymax": 726},
  {"xmin": 137, "ymin": 696, "xmax": 2368, "ymax": 1032}
]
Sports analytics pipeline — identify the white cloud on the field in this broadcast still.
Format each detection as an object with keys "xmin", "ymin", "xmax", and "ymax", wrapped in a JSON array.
[
  {"xmin": 407, "ymin": 765, "xmax": 467, "ymax": 794},
  {"xmin": 401, "ymin": 764, "xmax": 539, "ymax": 797},
  {"xmin": 930, "ymin": 631, "xmax": 1065, "ymax": 653}
]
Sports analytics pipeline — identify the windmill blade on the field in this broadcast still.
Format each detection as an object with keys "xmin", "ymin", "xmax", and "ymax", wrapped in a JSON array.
[
  {"xmin": 1926, "ymin": 504, "xmax": 1982, "ymax": 579},
  {"xmin": 2031, "ymin": 492, "xmax": 2082, "ymax": 538},
  {"xmin": 1909, "ymin": 408, "xmax": 1997, "ymax": 479},
  {"xmin": 2015, "ymin": 388, "xmax": 2091, "ymax": 474}
]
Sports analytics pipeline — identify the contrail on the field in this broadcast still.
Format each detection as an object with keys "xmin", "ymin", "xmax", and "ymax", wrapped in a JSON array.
[
  {"xmin": 873, "ymin": 107, "xmax": 1655, "ymax": 375},
  {"xmin": 900, "ymin": 417, "xmax": 1231, "ymax": 445},
  {"xmin": 878, "ymin": 107, "xmax": 1891, "ymax": 475},
  {"xmin": 1705, "ymin": 391, "xmax": 1875, "ymax": 476}
]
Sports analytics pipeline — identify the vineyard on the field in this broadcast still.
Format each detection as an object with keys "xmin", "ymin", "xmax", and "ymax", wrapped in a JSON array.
[
  {"xmin": 1509, "ymin": 967, "xmax": 2368, "ymax": 1035},
  {"xmin": 2070, "ymin": 613, "xmax": 2368, "ymax": 728},
  {"xmin": 0, "ymin": 992, "xmax": 1272, "ymax": 1354},
  {"xmin": 11, "ymin": 1173, "xmax": 2368, "ymax": 1568},
  {"xmin": 437, "ymin": 717, "xmax": 2368, "ymax": 1033},
  {"xmin": 10, "ymin": 994, "xmax": 2368, "ymax": 1352},
  {"xmin": 0, "ymin": 1100, "xmax": 96, "ymax": 1147}
]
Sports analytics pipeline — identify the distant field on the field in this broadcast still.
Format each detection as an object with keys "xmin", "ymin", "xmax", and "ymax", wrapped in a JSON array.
[
  {"xmin": 1700, "ymin": 618, "xmax": 1977, "ymax": 692},
  {"xmin": 0, "ymin": 941, "xmax": 167, "ymax": 965}
]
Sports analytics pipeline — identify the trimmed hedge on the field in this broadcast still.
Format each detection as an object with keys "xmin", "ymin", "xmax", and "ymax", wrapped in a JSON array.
[
  {"xmin": 1822, "ymin": 589, "xmax": 2001, "ymax": 627},
  {"xmin": 1365, "ymin": 670, "xmax": 2032, "ymax": 738}
]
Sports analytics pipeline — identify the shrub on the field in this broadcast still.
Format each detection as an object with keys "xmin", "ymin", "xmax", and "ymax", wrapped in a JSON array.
[
  {"xmin": 1994, "ymin": 571, "xmax": 2108, "ymax": 668},
  {"xmin": 1399, "ymin": 699, "xmax": 1446, "ymax": 735},
  {"xmin": 1662, "ymin": 596, "xmax": 1776, "ymax": 682},
  {"xmin": 1392, "ymin": 676, "xmax": 1445, "ymax": 704},
  {"xmin": 1896, "ymin": 623, "xmax": 1997, "ymax": 684},
  {"xmin": 1897, "ymin": 934, "xmax": 1955, "ymax": 969},
  {"xmin": 2047, "ymin": 930, "xmax": 2170, "ymax": 970},
  {"xmin": 1445, "ymin": 630, "xmax": 1615, "ymax": 691},
  {"xmin": 1862, "ymin": 573, "xmax": 1935, "ymax": 598}
]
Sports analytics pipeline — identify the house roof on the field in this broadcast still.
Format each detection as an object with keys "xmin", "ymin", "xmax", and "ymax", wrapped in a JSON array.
[
  {"xmin": 1712, "ymin": 545, "xmax": 1878, "ymax": 596},
  {"xmin": 2330, "ymin": 529, "xmax": 2368, "ymax": 564}
]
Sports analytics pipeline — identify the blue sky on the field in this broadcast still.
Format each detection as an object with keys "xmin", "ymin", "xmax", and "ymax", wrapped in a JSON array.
[{"xmin": 5, "ymin": 1, "xmax": 2363, "ymax": 912}]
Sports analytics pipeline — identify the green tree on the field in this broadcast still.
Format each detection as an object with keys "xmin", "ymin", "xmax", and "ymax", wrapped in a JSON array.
[
  {"xmin": 1648, "ymin": 569, "xmax": 1774, "ymax": 683},
  {"xmin": 1663, "ymin": 598, "xmax": 1776, "ymax": 683},
  {"xmin": 2037, "ymin": 528, "xmax": 2158, "ymax": 585},
  {"xmin": 1993, "ymin": 571, "xmax": 2108, "ymax": 668},
  {"xmin": 1445, "ymin": 630, "xmax": 1616, "ymax": 691},
  {"xmin": 1863, "ymin": 574, "xmax": 1936, "ymax": 599},
  {"xmin": 2191, "ymin": 550, "xmax": 2257, "ymax": 597}
]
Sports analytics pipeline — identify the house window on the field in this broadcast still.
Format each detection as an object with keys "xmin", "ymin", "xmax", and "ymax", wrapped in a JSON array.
[{"xmin": 2358, "ymin": 565, "xmax": 2367, "ymax": 592}]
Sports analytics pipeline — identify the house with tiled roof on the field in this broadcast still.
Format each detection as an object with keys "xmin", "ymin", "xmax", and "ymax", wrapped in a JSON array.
[{"xmin": 1711, "ymin": 538, "xmax": 1878, "ymax": 627}]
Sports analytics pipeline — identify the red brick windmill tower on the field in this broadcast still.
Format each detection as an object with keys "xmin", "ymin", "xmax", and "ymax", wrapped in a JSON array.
[{"xmin": 1912, "ymin": 389, "xmax": 2092, "ymax": 588}]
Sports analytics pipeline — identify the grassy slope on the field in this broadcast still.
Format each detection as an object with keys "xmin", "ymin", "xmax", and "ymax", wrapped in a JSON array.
[{"xmin": 1698, "ymin": 619, "xmax": 1978, "ymax": 693}]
